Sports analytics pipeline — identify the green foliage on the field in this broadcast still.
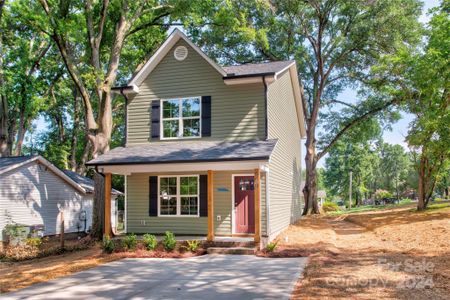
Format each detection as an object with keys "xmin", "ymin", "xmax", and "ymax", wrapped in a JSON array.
[
  {"xmin": 25, "ymin": 237, "xmax": 42, "ymax": 248},
  {"xmin": 102, "ymin": 235, "xmax": 115, "ymax": 254},
  {"xmin": 265, "ymin": 241, "xmax": 278, "ymax": 252},
  {"xmin": 122, "ymin": 233, "xmax": 137, "ymax": 251},
  {"xmin": 322, "ymin": 202, "xmax": 340, "ymax": 213},
  {"xmin": 163, "ymin": 231, "xmax": 176, "ymax": 252},
  {"xmin": 142, "ymin": 234, "xmax": 158, "ymax": 251},
  {"xmin": 185, "ymin": 240, "xmax": 201, "ymax": 252}
]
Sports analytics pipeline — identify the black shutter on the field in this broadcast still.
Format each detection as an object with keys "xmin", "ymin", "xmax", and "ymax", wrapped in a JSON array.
[
  {"xmin": 151, "ymin": 101, "xmax": 160, "ymax": 140},
  {"xmin": 201, "ymin": 96, "xmax": 211, "ymax": 137},
  {"xmin": 149, "ymin": 176, "xmax": 158, "ymax": 216},
  {"xmin": 199, "ymin": 175, "xmax": 208, "ymax": 217}
]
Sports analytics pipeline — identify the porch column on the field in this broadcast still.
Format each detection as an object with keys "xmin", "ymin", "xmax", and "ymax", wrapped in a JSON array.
[
  {"xmin": 254, "ymin": 168, "xmax": 261, "ymax": 244},
  {"xmin": 104, "ymin": 173, "xmax": 112, "ymax": 238},
  {"xmin": 207, "ymin": 170, "xmax": 214, "ymax": 241}
]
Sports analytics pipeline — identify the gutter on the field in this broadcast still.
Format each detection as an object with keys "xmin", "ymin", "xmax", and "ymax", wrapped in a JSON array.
[
  {"xmin": 118, "ymin": 88, "xmax": 129, "ymax": 146},
  {"xmin": 222, "ymin": 72, "xmax": 276, "ymax": 80},
  {"xmin": 263, "ymin": 75, "xmax": 268, "ymax": 140}
]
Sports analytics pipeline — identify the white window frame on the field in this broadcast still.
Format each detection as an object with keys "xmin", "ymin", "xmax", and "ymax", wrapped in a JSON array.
[
  {"xmin": 157, "ymin": 175, "xmax": 200, "ymax": 217},
  {"xmin": 160, "ymin": 97, "xmax": 202, "ymax": 140}
]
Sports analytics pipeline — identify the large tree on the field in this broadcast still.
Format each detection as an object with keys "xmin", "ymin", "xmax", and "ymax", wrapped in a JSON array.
[
  {"xmin": 188, "ymin": 0, "xmax": 422, "ymax": 214},
  {"xmin": 371, "ymin": 0, "xmax": 449, "ymax": 210}
]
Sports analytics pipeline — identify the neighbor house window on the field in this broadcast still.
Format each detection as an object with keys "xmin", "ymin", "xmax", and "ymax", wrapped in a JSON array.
[
  {"xmin": 161, "ymin": 97, "xmax": 201, "ymax": 139},
  {"xmin": 159, "ymin": 175, "xmax": 199, "ymax": 216}
]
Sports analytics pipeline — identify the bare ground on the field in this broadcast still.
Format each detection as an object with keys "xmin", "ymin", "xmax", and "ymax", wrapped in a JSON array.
[{"xmin": 282, "ymin": 203, "xmax": 450, "ymax": 300}]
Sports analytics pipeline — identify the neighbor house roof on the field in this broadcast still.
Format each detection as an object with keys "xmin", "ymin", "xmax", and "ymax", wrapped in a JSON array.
[
  {"xmin": 223, "ymin": 61, "xmax": 295, "ymax": 77},
  {"xmin": 0, "ymin": 155, "xmax": 86, "ymax": 193},
  {"xmin": 86, "ymin": 139, "xmax": 278, "ymax": 166},
  {"xmin": 0, "ymin": 155, "xmax": 123, "ymax": 195},
  {"xmin": 63, "ymin": 170, "xmax": 123, "ymax": 195}
]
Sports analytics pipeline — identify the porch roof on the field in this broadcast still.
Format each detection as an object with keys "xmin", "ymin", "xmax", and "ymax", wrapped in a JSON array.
[{"xmin": 86, "ymin": 139, "xmax": 277, "ymax": 166}]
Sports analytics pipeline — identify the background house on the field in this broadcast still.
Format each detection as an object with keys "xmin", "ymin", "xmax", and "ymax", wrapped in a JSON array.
[{"xmin": 0, "ymin": 156, "xmax": 122, "ymax": 243}]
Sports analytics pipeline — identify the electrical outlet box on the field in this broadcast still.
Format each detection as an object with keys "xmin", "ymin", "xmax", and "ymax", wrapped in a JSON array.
[
  {"xmin": 216, "ymin": 215, "xmax": 221, "ymax": 221},
  {"xmin": 141, "ymin": 220, "xmax": 146, "ymax": 225}
]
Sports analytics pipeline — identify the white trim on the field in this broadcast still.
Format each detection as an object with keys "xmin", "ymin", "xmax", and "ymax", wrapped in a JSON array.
[
  {"xmin": 274, "ymin": 61, "xmax": 296, "ymax": 79},
  {"xmin": 100, "ymin": 160, "xmax": 268, "ymax": 175},
  {"xmin": 129, "ymin": 29, "xmax": 226, "ymax": 87},
  {"xmin": 231, "ymin": 173, "xmax": 254, "ymax": 235},
  {"xmin": 223, "ymin": 76, "xmax": 275, "ymax": 86},
  {"xmin": 160, "ymin": 97, "xmax": 202, "ymax": 140},
  {"xmin": 157, "ymin": 174, "xmax": 200, "ymax": 217},
  {"xmin": 288, "ymin": 64, "xmax": 307, "ymax": 138},
  {"xmin": 0, "ymin": 155, "xmax": 86, "ymax": 194}
]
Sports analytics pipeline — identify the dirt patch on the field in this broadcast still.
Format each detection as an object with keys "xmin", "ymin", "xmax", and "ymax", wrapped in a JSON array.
[
  {"xmin": 0, "ymin": 243, "xmax": 206, "ymax": 294},
  {"xmin": 0, "ymin": 245, "xmax": 118, "ymax": 293},
  {"xmin": 283, "ymin": 203, "xmax": 450, "ymax": 300}
]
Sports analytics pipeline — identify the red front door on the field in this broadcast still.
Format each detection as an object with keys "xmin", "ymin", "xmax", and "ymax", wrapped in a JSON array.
[{"xmin": 234, "ymin": 176, "xmax": 255, "ymax": 234}]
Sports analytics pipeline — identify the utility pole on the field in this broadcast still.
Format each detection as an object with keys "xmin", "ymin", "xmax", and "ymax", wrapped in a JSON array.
[{"xmin": 349, "ymin": 170, "xmax": 353, "ymax": 210}]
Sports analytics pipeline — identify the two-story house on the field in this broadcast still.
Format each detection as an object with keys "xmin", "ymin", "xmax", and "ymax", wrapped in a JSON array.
[{"xmin": 87, "ymin": 29, "xmax": 306, "ymax": 245}]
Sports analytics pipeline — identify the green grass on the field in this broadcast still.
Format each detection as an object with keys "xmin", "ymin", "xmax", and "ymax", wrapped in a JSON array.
[
  {"xmin": 426, "ymin": 202, "xmax": 450, "ymax": 210},
  {"xmin": 328, "ymin": 200, "xmax": 414, "ymax": 216}
]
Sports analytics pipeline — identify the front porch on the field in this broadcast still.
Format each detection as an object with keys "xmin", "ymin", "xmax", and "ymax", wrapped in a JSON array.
[
  {"xmin": 103, "ymin": 168, "xmax": 264, "ymax": 244},
  {"xmin": 86, "ymin": 140, "xmax": 276, "ymax": 245}
]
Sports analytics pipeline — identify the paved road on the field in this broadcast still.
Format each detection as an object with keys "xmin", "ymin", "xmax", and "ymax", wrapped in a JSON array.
[{"xmin": 3, "ymin": 255, "xmax": 307, "ymax": 300}]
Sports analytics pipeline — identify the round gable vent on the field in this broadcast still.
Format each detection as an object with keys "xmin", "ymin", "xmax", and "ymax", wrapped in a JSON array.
[{"xmin": 174, "ymin": 46, "xmax": 188, "ymax": 61}]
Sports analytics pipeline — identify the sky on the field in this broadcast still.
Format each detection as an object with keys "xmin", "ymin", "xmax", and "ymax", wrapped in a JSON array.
[{"xmin": 29, "ymin": 0, "xmax": 440, "ymax": 167}]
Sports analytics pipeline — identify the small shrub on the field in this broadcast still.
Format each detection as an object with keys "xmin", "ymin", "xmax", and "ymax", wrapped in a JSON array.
[
  {"xmin": 265, "ymin": 241, "xmax": 278, "ymax": 252},
  {"xmin": 374, "ymin": 189, "xmax": 392, "ymax": 200},
  {"xmin": 163, "ymin": 231, "xmax": 176, "ymax": 251},
  {"xmin": 122, "ymin": 233, "xmax": 137, "ymax": 251},
  {"xmin": 142, "ymin": 234, "xmax": 158, "ymax": 251},
  {"xmin": 102, "ymin": 235, "xmax": 115, "ymax": 253},
  {"xmin": 322, "ymin": 202, "xmax": 340, "ymax": 212},
  {"xmin": 26, "ymin": 237, "xmax": 42, "ymax": 248},
  {"xmin": 185, "ymin": 240, "xmax": 200, "ymax": 252}
]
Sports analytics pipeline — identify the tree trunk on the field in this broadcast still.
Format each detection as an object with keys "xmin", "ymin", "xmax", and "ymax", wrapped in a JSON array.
[
  {"xmin": 91, "ymin": 172, "xmax": 105, "ymax": 239},
  {"xmin": 417, "ymin": 155, "xmax": 427, "ymax": 211},
  {"xmin": 14, "ymin": 114, "xmax": 26, "ymax": 156},
  {"xmin": 302, "ymin": 133, "xmax": 320, "ymax": 215},
  {"xmin": 70, "ymin": 89, "xmax": 80, "ymax": 171},
  {"xmin": 0, "ymin": 0, "xmax": 8, "ymax": 157}
]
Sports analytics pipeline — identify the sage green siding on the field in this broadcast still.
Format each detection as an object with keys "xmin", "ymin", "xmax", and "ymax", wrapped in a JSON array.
[
  {"xmin": 126, "ymin": 170, "xmax": 266, "ymax": 235},
  {"xmin": 127, "ymin": 39, "xmax": 265, "ymax": 145},
  {"xmin": 266, "ymin": 70, "xmax": 303, "ymax": 237}
]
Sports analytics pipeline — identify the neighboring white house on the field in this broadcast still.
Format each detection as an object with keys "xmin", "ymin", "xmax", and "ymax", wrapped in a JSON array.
[
  {"xmin": 317, "ymin": 190, "xmax": 327, "ymax": 207},
  {"xmin": 0, "ymin": 156, "xmax": 122, "ymax": 242}
]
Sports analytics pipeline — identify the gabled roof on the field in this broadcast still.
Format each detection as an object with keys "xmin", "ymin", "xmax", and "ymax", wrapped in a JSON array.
[
  {"xmin": 63, "ymin": 170, "xmax": 123, "ymax": 195},
  {"xmin": 223, "ymin": 61, "xmax": 295, "ymax": 77},
  {"xmin": 120, "ymin": 28, "xmax": 306, "ymax": 138},
  {"xmin": 128, "ymin": 28, "xmax": 226, "ymax": 87},
  {"xmin": 86, "ymin": 139, "xmax": 278, "ymax": 166},
  {"xmin": 0, "ymin": 155, "xmax": 86, "ymax": 193}
]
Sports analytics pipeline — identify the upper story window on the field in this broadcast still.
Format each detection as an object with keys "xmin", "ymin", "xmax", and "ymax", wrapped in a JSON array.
[{"xmin": 161, "ymin": 97, "xmax": 201, "ymax": 139}]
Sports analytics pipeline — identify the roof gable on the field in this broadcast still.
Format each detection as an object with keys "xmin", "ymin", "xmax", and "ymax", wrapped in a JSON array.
[
  {"xmin": 128, "ymin": 29, "xmax": 226, "ymax": 87},
  {"xmin": 0, "ymin": 155, "xmax": 86, "ymax": 194}
]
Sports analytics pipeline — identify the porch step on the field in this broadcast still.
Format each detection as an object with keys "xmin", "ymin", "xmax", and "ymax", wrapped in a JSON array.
[{"xmin": 207, "ymin": 247, "xmax": 255, "ymax": 255}]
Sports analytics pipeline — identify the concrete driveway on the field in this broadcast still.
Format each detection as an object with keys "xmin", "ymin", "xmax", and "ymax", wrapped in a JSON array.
[{"xmin": 3, "ymin": 255, "xmax": 307, "ymax": 300}]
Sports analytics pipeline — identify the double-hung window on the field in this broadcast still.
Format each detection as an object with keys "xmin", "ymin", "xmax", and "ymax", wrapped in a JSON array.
[
  {"xmin": 161, "ymin": 97, "xmax": 201, "ymax": 139},
  {"xmin": 159, "ymin": 175, "xmax": 199, "ymax": 216}
]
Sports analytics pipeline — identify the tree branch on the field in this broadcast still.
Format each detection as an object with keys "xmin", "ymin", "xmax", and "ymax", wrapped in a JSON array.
[{"xmin": 317, "ymin": 97, "xmax": 400, "ymax": 160}]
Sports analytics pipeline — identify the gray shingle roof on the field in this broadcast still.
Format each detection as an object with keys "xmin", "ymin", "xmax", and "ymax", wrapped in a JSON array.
[
  {"xmin": 223, "ymin": 60, "xmax": 295, "ymax": 77},
  {"xmin": 63, "ymin": 170, "xmax": 123, "ymax": 195},
  {"xmin": 87, "ymin": 139, "xmax": 278, "ymax": 166},
  {"xmin": 0, "ymin": 156, "xmax": 36, "ymax": 174}
]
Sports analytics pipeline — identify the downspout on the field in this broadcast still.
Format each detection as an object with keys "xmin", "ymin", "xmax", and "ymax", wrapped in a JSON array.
[
  {"xmin": 263, "ymin": 75, "xmax": 268, "ymax": 140},
  {"xmin": 119, "ymin": 88, "xmax": 129, "ymax": 146},
  {"xmin": 262, "ymin": 75, "xmax": 271, "ymax": 239},
  {"xmin": 119, "ymin": 88, "xmax": 129, "ymax": 234}
]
